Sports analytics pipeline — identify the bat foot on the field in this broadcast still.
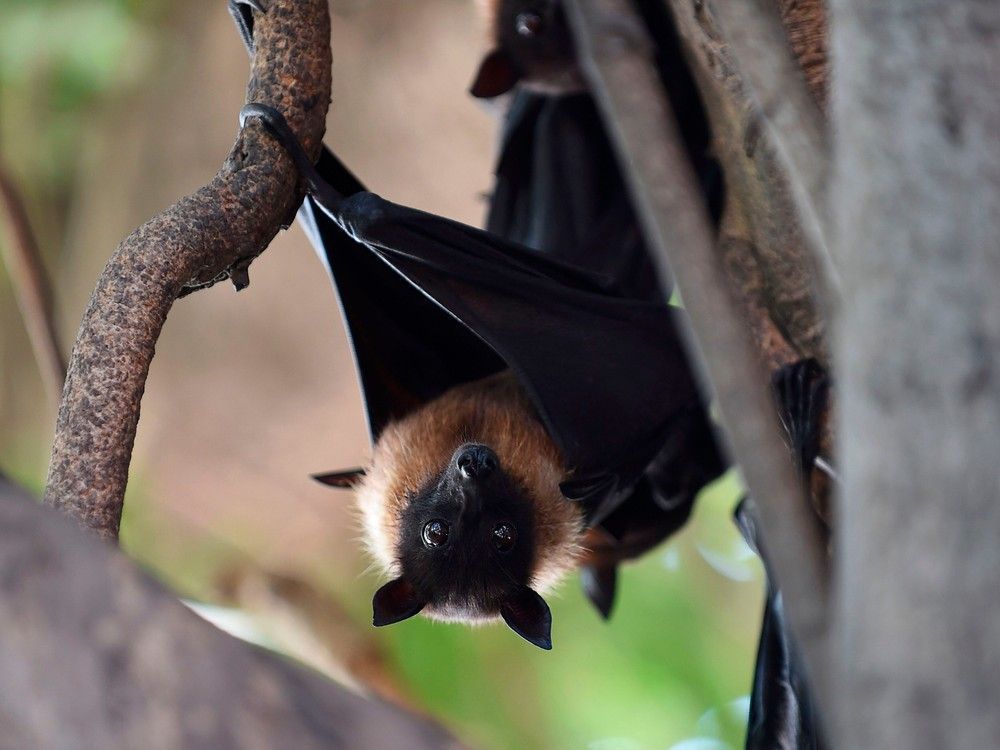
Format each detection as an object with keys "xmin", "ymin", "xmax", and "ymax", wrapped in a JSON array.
[
  {"xmin": 240, "ymin": 103, "xmax": 344, "ymax": 212},
  {"xmin": 771, "ymin": 358, "xmax": 829, "ymax": 481},
  {"xmin": 228, "ymin": 0, "xmax": 267, "ymax": 54}
]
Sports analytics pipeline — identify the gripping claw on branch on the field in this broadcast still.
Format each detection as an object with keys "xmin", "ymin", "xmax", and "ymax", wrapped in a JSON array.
[
  {"xmin": 240, "ymin": 103, "xmax": 344, "ymax": 211},
  {"xmin": 772, "ymin": 358, "xmax": 829, "ymax": 482}
]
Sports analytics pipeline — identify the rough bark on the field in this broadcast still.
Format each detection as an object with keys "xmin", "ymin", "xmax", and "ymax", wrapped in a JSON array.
[
  {"xmin": 563, "ymin": 0, "xmax": 831, "ymax": 697},
  {"xmin": 0, "ymin": 478, "xmax": 461, "ymax": 750},
  {"xmin": 832, "ymin": 0, "xmax": 1000, "ymax": 746},
  {"xmin": 711, "ymin": 0, "xmax": 838, "ymax": 307},
  {"xmin": 42, "ymin": 0, "xmax": 332, "ymax": 539},
  {"xmin": 664, "ymin": 0, "xmax": 829, "ymax": 366}
]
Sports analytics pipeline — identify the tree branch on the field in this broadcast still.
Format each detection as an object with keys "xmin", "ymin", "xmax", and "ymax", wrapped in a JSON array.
[
  {"xmin": 563, "ymin": 0, "xmax": 831, "ymax": 696},
  {"xmin": 0, "ymin": 162, "xmax": 66, "ymax": 408},
  {"xmin": 710, "ymin": 0, "xmax": 840, "ymax": 303},
  {"xmin": 661, "ymin": 0, "xmax": 829, "ymax": 366},
  {"xmin": 0, "ymin": 477, "xmax": 461, "ymax": 749},
  {"xmin": 43, "ymin": 0, "xmax": 332, "ymax": 539}
]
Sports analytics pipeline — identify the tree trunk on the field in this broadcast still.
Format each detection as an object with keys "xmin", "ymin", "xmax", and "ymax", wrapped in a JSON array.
[{"xmin": 832, "ymin": 0, "xmax": 1000, "ymax": 746}]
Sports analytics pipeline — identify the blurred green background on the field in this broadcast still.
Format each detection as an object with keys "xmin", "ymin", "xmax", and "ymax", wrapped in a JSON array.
[{"xmin": 0, "ymin": 1, "xmax": 763, "ymax": 748}]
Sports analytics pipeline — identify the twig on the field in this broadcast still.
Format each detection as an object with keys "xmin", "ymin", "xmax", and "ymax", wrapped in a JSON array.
[
  {"xmin": 0, "ymin": 163, "xmax": 66, "ymax": 407},
  {"xmin": 711, "ymin": 0, "xmax": 841, "ymax": 304},
  {"xmin": 563, "ymin": 0, "xmax": 831, "ymax": 697},
  {"xmin": 43, "ymin": 0, "xmax": 332, "ymax": 539}
]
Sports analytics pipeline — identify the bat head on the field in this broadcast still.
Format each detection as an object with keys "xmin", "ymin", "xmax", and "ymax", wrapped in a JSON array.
[
  {"xmin": 470, "ymin": 0, "xmax": 584, "ymax": 98},
  {"xmin": 372, "ymin": 442, "xmax": 554, "ymax": 649}
]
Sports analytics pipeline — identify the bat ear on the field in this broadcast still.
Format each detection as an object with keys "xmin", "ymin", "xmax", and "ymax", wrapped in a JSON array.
[
  {"xmin": 500, "ymin": 586, "xmax": 553, "ymax": 649},
  {"xmin": 311, "ymin": 468, "xmax": 366, "ymax": 489},
  {"xmin": 580, "ymin": 564, "xmax": 618, "ymax": 620},
  {"xmin": 372, "ymin": 577, "xmax": 426, "ymax": 626},
  {"xmin": 470, "ymin": 48, "xmax": 521, "ymax": 98}
]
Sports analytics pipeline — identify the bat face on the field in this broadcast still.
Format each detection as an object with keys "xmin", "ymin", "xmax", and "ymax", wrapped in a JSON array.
[
  {"xmin": 471, "ymin": 0, "xmax": 584, "ymax": 98},
  {"xmin": 353, "ymin": 373, "xmax": 583, "ymax": 648}
]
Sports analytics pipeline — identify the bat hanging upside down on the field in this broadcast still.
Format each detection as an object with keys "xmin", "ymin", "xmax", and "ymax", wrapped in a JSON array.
[
  {"xmin": 232, "ymin": 0, "xmax": 725, "ymax": 652},
  {"xmin": 321, "ymin": 372, "xmax": 582, "ymax": 651}
]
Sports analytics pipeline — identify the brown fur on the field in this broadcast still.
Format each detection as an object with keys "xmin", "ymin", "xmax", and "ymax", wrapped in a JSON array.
[{"xmin": 355, "ymin": 371, "xmax": 584, "ymax": 594}]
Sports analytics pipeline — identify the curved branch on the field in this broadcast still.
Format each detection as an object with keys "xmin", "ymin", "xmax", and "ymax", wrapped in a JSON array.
[
  {"xmin": 0, "ymin": 163, "xmax": 66, "ymax": 408},
  {"xmin": 43, "ymin": 0, "xmax": 333, "ymax": 539}
]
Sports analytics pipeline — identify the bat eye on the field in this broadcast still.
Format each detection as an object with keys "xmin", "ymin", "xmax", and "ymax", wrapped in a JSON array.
[
  {"xmin": 422, "ymin": 519, "xmax": 450, "ymax": 548},
  {"xmin": 493, "ymin": 522, "xmax": 517, "ymax": 552},
  {"xmin": 516, "ymin": 11, "xmax": 544, "ymax": 37}
]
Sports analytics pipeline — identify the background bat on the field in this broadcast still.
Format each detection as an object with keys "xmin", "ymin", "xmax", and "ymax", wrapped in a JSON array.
[
  {"xmin": 470, "ymin": 0, "xmax": 585, "ymax": 98},
  {"xmin": 472, "ymin": 0, "xmax": 727, "ymax": 616}
]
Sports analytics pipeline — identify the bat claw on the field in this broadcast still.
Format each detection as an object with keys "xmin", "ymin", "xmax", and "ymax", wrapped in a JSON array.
[{"xmin": 771, "ymin": 358, "xmax": 829, "ymax": 480}]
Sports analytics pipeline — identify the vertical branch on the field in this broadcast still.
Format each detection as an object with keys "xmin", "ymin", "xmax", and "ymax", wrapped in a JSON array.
[
  {"xmin": 711, "ymin": 0, "xmax": 840, "ymax": 304},
  {"xmin": 43, "ymin": 0, "xmax": 333, "ymax": 539},
  {"xmin": 0, "ymin": 163, "xmax": 66, "ymax": 407},
  {"xmin": 833, "ymin": 0, "xmax": 1000, "ymax": 745},
  {"xmin": 563, "ymin": 0, "xmax": 831, "ymax": 696},
  {"xmin": 664, "ymin": 0, "xmax": 829, "ymax": 365}
]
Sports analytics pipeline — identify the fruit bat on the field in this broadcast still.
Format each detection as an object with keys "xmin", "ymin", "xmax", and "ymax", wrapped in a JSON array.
[
  {"xmin": 230, "ymin": 3, "xmax": 828, "ymax": 744},
  {"xmin": 470, "ymin": 0, "xmax": 725, "ymax": 225},
  {"xmin": 239, "ymin": 99, "xmax": 713, "ymax": 649}
]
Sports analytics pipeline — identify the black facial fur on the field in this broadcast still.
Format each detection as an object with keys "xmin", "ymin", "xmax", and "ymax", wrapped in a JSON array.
[
  {"xmin": 395, "ymin": 443, "xmax": 538, "ymax": 616},
  {"xmin": 368, "ymin": 442, "xmax": 557, "ymax": 648}
]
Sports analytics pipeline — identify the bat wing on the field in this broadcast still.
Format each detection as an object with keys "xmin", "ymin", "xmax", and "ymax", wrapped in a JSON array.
[
  {"xmin": 298, "ymin": 148, "xmax": 700, "ymax": 523},
  {"xmin": 735, "ymin": 499, "xmax": 827, "ymax": 749},
  {"xmin": 487, "ymin": 92, "xmax": 662, "ymax": 302}
]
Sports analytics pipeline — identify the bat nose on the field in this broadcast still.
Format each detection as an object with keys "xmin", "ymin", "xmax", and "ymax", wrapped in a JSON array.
[{"xmin": 455, "ymin": 444, "xmax": 498, "ymax": 482}]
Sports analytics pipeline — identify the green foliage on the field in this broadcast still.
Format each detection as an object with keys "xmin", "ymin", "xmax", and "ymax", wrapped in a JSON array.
[{"xmin": 0, "ymin": 0, "xmax": 159, "ymax": 188}]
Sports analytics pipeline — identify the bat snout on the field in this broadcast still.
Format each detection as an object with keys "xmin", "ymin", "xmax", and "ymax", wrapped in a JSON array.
[{"xmin": 454, "ymin": 444, "xmax": 499, "ymax": 483}]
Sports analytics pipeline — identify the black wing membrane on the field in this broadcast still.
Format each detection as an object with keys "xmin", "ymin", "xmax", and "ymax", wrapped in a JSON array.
[
  {"xmin": 487, "ymin": 93, "xmax": 662, "ymax": 302},
  {"xmin": 295, "ymin": 143, "xmax": 701, "ymax": 525},
  {"xmin": 735, "ymin": 499, "xmax": 827, "ymax": 750}
]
